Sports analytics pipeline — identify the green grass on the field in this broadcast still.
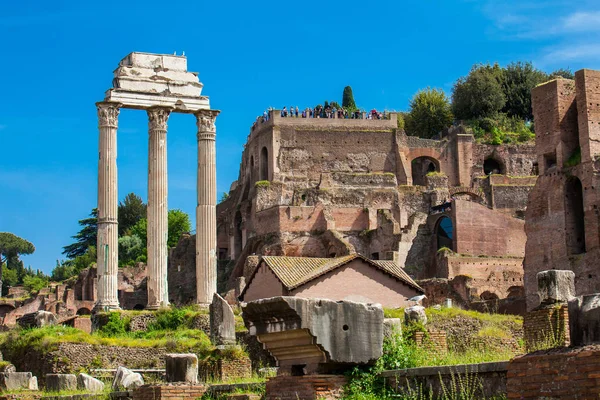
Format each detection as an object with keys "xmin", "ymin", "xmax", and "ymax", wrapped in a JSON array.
[{"xmin": 0, "ymin": 325, "xmax": 213, "ymax": 354}]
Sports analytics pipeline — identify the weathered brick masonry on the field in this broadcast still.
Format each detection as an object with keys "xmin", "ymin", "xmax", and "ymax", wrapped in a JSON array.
[
  {"xmin": 523, "ymin": 305, "xmax": 569, "ymax": 352},
  {"xmin": 265, "ymin": 375, "xmax": 347, "ymax": 400},
  {"xmin": 413, "ymin": 329, "xmax": 448, "ymax": 355},
  {"xmin": 133, "ymin": 383, "xmax": 208, "ymax": 400},
  {"xmin": 507, "ymin": 345, "xmax": 600, "ymax": 399}
]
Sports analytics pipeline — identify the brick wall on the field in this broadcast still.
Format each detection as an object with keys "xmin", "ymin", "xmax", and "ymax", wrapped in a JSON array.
[
  {"xmin": 507, "ymin": 344, "xmax": 600, "ymax": 399},
  {"xmin": 412, "ymin": 329, "xmax": 448, "ymax": 355},
  {"xmin": 523, "ymin": 305, "xmax": 569, "ymax": 352},
  {"xmin": 133, "ymin": 383, "xmax": 207, "ymax": 400},
  {"xmin": 198, "ymin": 356, "xmax": 252, "ymax": 382},
  {"xmin": 265, "ymin": 375, "xmax": 347, "ymax": 400},
  {"xmin": 452, "ymin": 199, "xmax": 526, "ymax": 258}
]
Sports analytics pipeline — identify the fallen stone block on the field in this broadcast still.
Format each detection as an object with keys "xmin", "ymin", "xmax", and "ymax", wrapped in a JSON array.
[
  {"xmin": 111, "ymin": 366, "xmax": 144, "ymax": 390},
  {"xmin": 383, "ymin": 318, "xmax": 402, "ymax": 338},
  {"xmin": 165, "ymin": 353, "xmax": 198, "ymax": 384},
  {"xmin": 35, "ymin": 310, "xmax": 58, "ymax": 327},
  {"xmin": 0, "ymin": 372, "xmax": 38, "ymax": 391},
  {"xmin": 569, "ymin": 294, "xmax": 600, "ymax": 345},
  {"xmin": 77, "ymin": 372, "xmax": 105, "ymax": 393},
  {"xmin": 0, "ymin": 364, "xmax": 15, "ymax": 373},
  {"xmin": 46, "ymin": 373, "xmax": 77, "ymax": 392},
  {"xmin": 537, "ymin": 270, "xmax": 575, "ymax": 306},
  {"xmin": 404, "ymin": 305, "xmax": 427, "ymax": 325},
  {"xmin": 210, "ymin": 293, "xmax": 236, "ymax": 345},
  {"xmin": 242, "ymin": 296, "xmax": 383, "ymax": 375}
]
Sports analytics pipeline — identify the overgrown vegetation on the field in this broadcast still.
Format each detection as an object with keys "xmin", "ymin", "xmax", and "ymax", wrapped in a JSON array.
[
  {"xmin": 402, "ymin": 61, "xmax": 574, "ymax": 145},
  {"xmin": 343, "ymin": 307, "xmax": 522, "ymax": 399}
]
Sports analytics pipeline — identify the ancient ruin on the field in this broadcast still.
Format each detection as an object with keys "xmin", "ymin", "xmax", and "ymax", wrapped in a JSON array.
[
  {"xmin": 184, "ymin": 111, "xmax": 538, "ymax": 310},
  {"xmin": 526, "ymin": 70, "xmax": 600, "ymax": 310},
  {"xmin": 95, "ymin": 52, "xmax": 219, "ymax": 310}
]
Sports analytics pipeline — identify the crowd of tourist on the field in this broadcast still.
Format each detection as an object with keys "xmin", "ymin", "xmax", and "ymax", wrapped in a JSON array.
[{"xmin": 259, "ymin": 106, "xmax": 390, "ymax": 122}]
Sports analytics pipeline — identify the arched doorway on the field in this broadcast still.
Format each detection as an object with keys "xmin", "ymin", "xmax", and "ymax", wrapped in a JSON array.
[
  {"xmin": 76, "ymin": 307, "xmax": 92, "ymax": 316},
  {"xmin": 411, "ymin": 157, "xmax": 439, "ymax": 186},
  {"xmin": 483, "ymin": 157, "xmax": 504, "ymax": 175},
  {"xmin": 565, "ymin": 177, "xmax": 585, "ymax": 255},
  {"xmin": 435, "ymin": 216, "xmax": 454, "ymax": 251},
  {"xmin": 260, "ymin": 147, "xmax": 269, "ymax": 181},
  {"xmin": 480, "ymin": 291, "xmax": 499, "ymax": 301}
]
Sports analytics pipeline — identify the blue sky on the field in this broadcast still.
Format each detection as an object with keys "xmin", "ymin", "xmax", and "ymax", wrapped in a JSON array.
[{"xmin": 1, "ymin": 0, "xmax": 599, "ymax": 274}]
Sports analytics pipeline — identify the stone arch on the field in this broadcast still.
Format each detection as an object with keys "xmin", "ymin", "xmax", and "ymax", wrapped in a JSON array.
[
  {"xmin": 483, "ymin": 156, "xmax": 505, "ymax": 175},
  {"xmin": 480, "ymin": 291, "xmax": 500, "ymax": 301},
  {"xmin": 449, "ymin": 187, "xmax": 484, "ymax": 203},
  {"xmin": 411, "ymin": 156, "xmax": 440, "ymax": 186},
  {"xmin": 260, "ymin": 147, "xmax": 269, "ymax": 181},
  {"xmin": 435, "ymin": 215, "xmax": 454, "ymax": 251},
  {"xmin": 565, "ymin": 176, "xmax": 585, "ymax": 255},
  {"xmin": 76, "ymin": 307, "xmax": 92, "ymax": 315}
]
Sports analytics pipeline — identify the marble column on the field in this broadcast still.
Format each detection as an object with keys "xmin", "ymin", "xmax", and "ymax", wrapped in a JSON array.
[
  {"xmin": 95, "ymin": 102, "xmax": 121, "ymax": 311},
  {"xmin": 195, "ymin": 110, "xmax": 219, "ymax": 305},
  {"xmin": 146, "ymin": 107, "xmax": 171, "ymax": 309}
]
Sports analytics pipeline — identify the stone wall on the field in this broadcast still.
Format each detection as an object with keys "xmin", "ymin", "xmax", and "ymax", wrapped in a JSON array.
[
  {"xmin": 383, "ymin": 362, "xmax": 508, "ymax": 399},
  {"xmin": 4, "ymin": 343, "xmax": 168, "ymax": 383},
  {"xmin": 507, "ymin": 344, "xmax": 600, "ymax": 399},
  {"xmin": 264, "ymin": 375, "xmax": 347, "ymax": 400},
  {"xmin": 523, "ymin": 305, "xmax": 569, "ymax": 352}
]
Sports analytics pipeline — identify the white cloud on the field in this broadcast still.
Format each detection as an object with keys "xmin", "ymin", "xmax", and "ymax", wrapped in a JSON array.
[
  {"xmin": 563, "ymin": 11, "xmax": 600, "ymax": 32},
  {"xmin": 539, "ymin": 43, "xmax": 600, "ymax": 67}
]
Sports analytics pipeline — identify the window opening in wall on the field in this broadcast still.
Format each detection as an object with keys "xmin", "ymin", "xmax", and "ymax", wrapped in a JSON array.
[
  {"xmin": 291, "ymin": 365, "xmax": 306, "ymax": 376},
  {"xmin": 544, "ymin": 152, "xmax": 557, "ymax": 170},
  {"xmin": 411, "ymin": 157, "xmax": 439, "ymax": 186},
  {"xmin": 565, "ymin": 177, "xmax": 586, "ymax": 255},
  {"xmin": 260, "ymin": 147, "xmax": 269, "ymax": 181},
  {"xmin": 371, "ymin": 252, "xmax": 379, "ymax": 260},
  {"xmin": 436, "ymin": 216, "xmax": 454, "ymax": 250},
  {"xmin": 483, "ymin": 158, "xmax": 504, "ymax": 175},
  {"xmin": 234, "ymin": 211, "xmax": 243, "ymax": 258}
]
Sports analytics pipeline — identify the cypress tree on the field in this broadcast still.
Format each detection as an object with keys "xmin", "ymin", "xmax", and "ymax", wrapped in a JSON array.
[{"xmin": 342, "ymin": 86, "xmax": 357, "ymax": 111}]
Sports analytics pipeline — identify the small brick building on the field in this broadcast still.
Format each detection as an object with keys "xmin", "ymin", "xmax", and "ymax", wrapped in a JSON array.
[{"xmin": 240, "ymin": 254, "xmax": 423, "ymax": 307}]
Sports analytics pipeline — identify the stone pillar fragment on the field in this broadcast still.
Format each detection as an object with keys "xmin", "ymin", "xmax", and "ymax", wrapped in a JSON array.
[
  {"xmin": 165, "ymin": 353, "xmax": 198, "ymax": 383},
  {"xmin": 146, "ymin": 107, "xmax": 171, "ymax": 309},
  {"xmin": 195, "ymin": 110, "xmax": 219, "ymax": 305},
  {"xmin": 210, "ymin": 293, "xmax": 236, "ymax": 345},
  {"xmin": 95, "ymin": 102, "xmax": 121, "ymax": 311}
]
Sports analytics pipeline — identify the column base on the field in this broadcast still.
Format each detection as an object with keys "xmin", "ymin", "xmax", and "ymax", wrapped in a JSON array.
[
  {"xmin": 145, "ymin": 303, "xmax": 170, "ymax": 311},
  {"xmin": 92, "ymin": 303, "xmax": 121, "ymax": 313}
]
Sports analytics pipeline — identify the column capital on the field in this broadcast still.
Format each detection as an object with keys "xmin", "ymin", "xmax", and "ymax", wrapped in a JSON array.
[
  {"xmin": 147, "ymin": 106, "xmax": 173, "ymax": 131},
  {"xmin": 96, "ymin": 102, "xmax": 121, "ymax": 128},
  {"xmin": 195, "ymin": 109, "xmax": 220, "ymax": 135}
]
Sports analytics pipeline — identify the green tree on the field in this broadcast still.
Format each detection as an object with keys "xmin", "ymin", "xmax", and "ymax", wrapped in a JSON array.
[
  {"xmin": 0, "ymin": 232, "xmax": 35, "ymax": 296},
  {"xmin": 501, "ymin": 61, "xmax": 548, "ymax": 121},
  {"xmin": 404, "ymin": 88, "xmax": 454, "ymax": 138},
  {"xmin": 118, "ymin": 235, "xmax": 145, "ymax": 266},
  {"xmin": 550, "ymin": 68, "xmax": 574, "ymax": 80},
  {"xmin": 118, "ymin": 193, "xmax": 147, "ymax": 236},
  {"xmin": 23, "ymin": 275, "xmax": 48, "ymax": 294},
  {"xmin": 62, "ymin": 209, "xmax": 97, "ymax": 259},
  {"xmin": 342, "ymin": 86, "xmax": 357, "ymax": 111},
  {"xmin": 2, "ymin": 267, "xmax": 18, "ymax": 294},
  {"xmin": 130, "ymin": 218, "xmax": 148, "ymax": 246},
  {"xmin": 452, "ymin": 63, "xmax": 506, "ymax": 120},
  {"xmin": 168, "ymin": 209, "xmax": 191, "ymax": 248},
  {"xmin": 50, "ymin": 260, "xmax": 74, "ymax": 282}
]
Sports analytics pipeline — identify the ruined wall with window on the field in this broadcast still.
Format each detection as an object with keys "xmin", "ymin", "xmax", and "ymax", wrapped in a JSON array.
[
  {"xmin": 205, "ymin": 111, "xmax": 537, "ymax": 307},
  {"xmin": 525, "ymin": 70, "xmax": 600, "ymax": 311}
]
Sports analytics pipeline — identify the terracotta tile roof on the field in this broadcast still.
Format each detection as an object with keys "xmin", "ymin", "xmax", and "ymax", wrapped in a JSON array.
[{"xmin": 259, "ymin": 253, "xmax": 423, "ymax": 292}]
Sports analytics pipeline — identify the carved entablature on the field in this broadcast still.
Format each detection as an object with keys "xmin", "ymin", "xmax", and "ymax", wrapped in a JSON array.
[
  {"xmin": 196, "ymin": 110, "xmax": 219, "ymax": 135},
  {"xmin": 97, "ymin": 102, "xmax": 121, "ymax": 128},
  {"xmin": 147, "ymin": 107, "xmax": 172, "ymax": 131}
]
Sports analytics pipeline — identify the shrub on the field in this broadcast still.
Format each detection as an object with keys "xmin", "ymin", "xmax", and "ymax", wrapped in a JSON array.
[{"xmin": 99, "ymin": 312, "xmax": 129, "ymax": 336}]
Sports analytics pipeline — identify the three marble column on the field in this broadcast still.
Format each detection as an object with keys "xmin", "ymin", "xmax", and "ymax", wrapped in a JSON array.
[{"xmin": 95, "ymin": 103, "xmax": 218, "ymax": 310}]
